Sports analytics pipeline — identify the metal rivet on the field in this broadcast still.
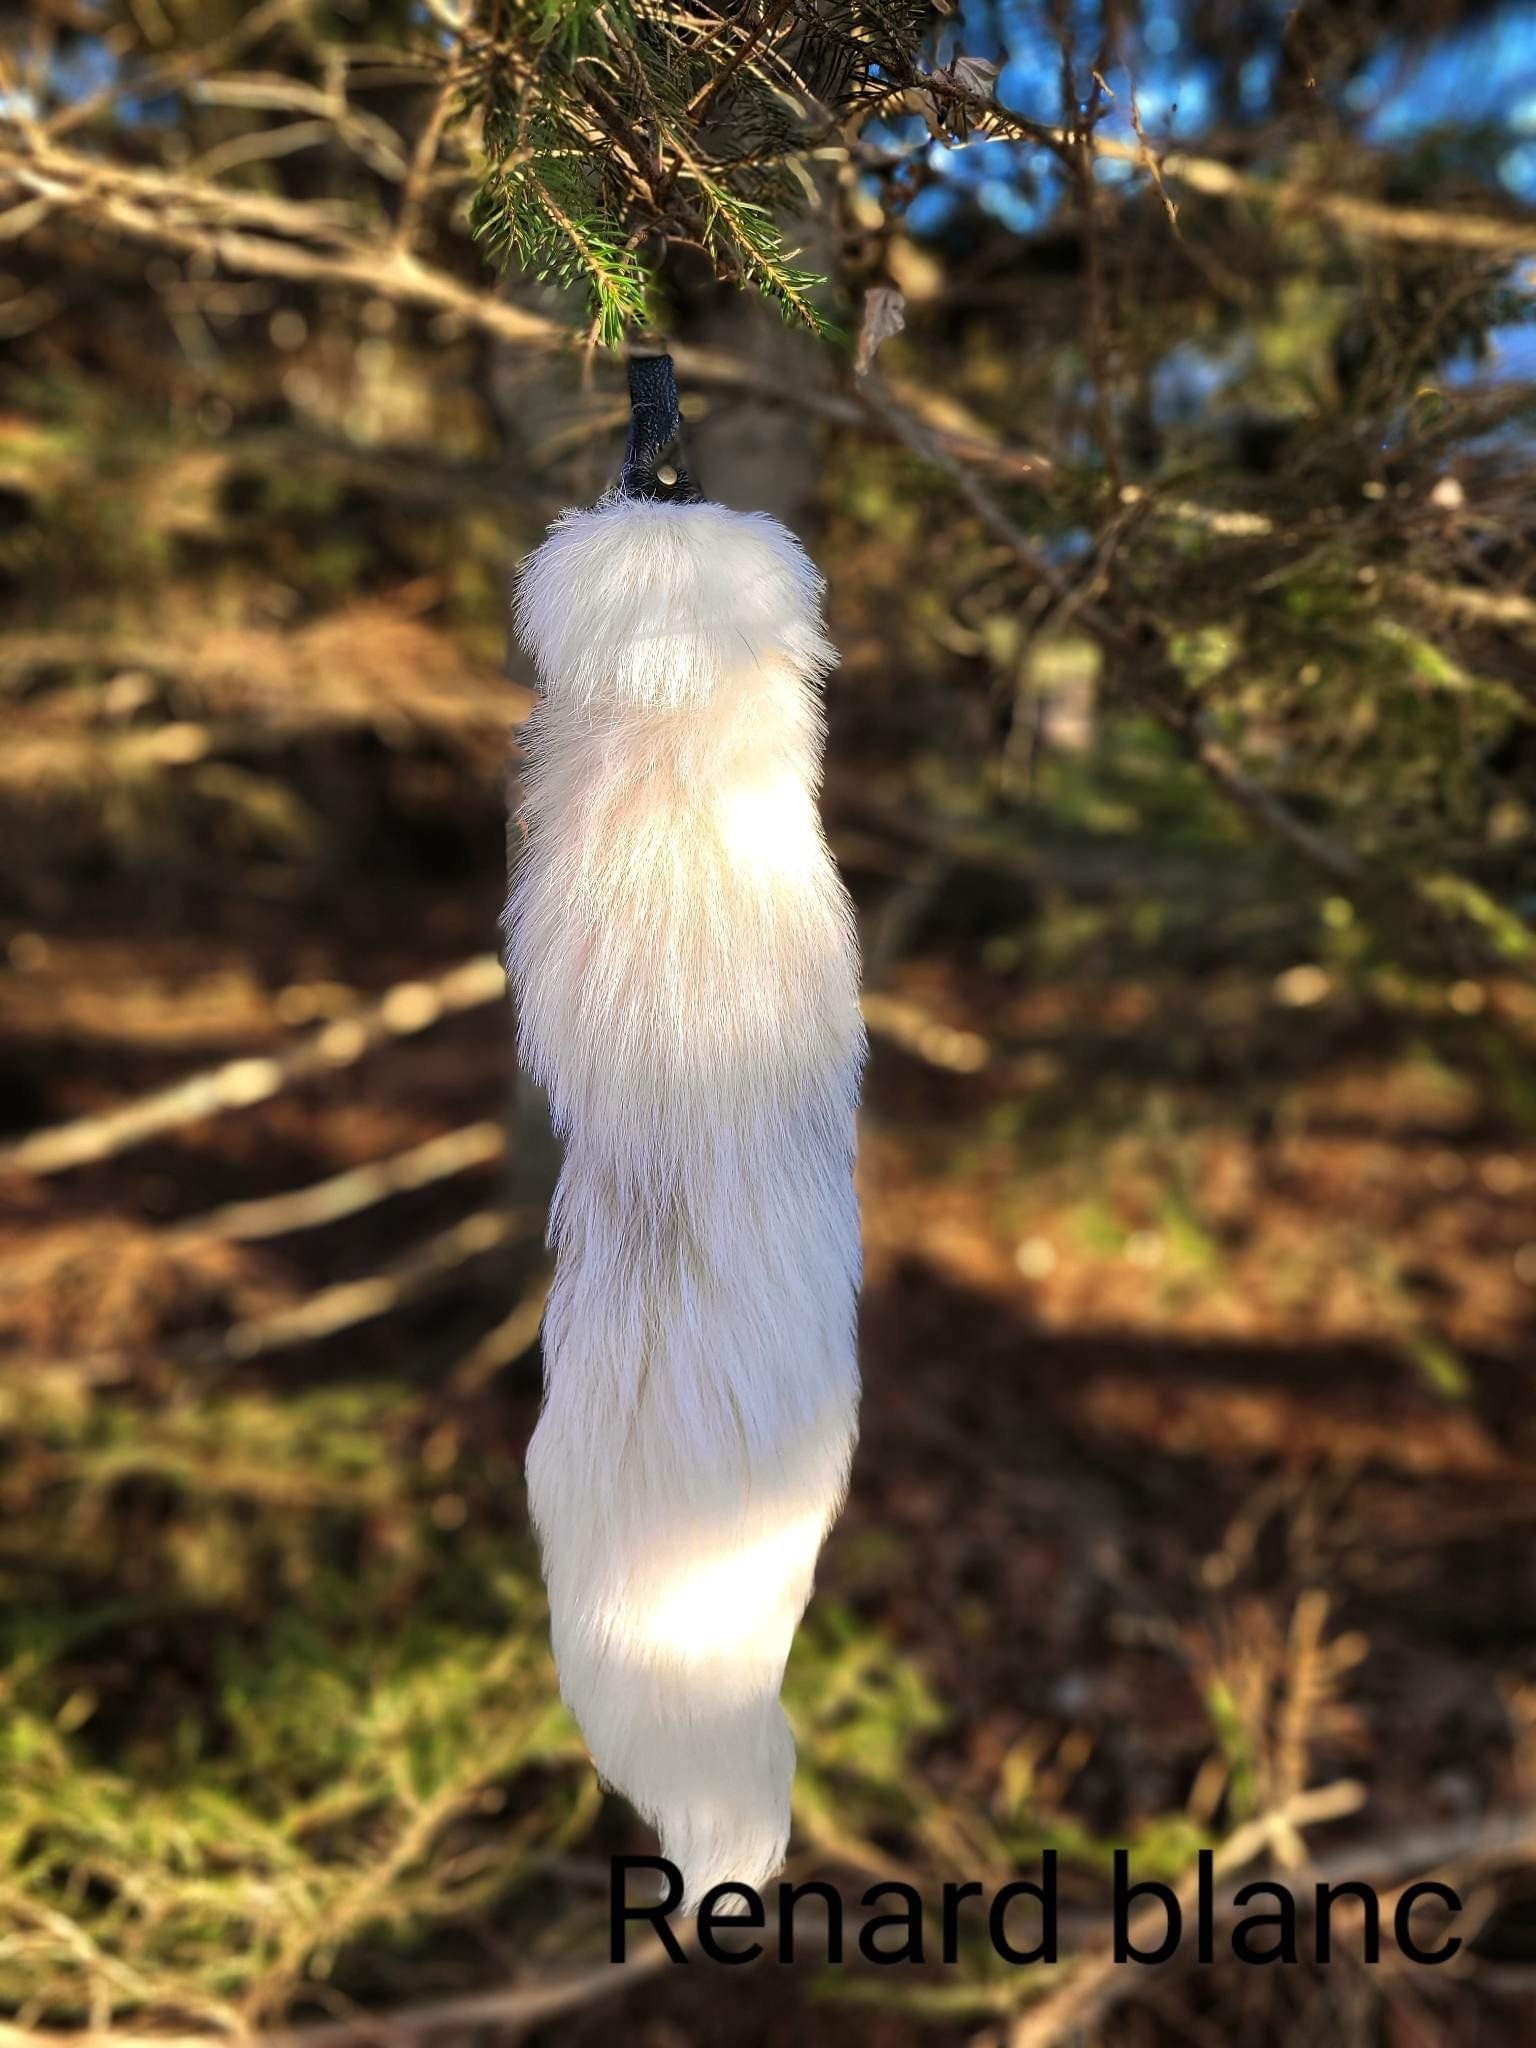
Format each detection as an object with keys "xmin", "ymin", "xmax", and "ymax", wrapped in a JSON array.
[{"xmin": 656, "ymin": 463, "xmax": 678, "ymax": 487}]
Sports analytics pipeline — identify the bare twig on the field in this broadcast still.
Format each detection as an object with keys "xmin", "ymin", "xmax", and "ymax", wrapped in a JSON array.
[
  {"xmin": 1066, "ymin": 42, "xmax": 1123, "ymax": 496},
  {"xmin": 0, "ymin": 1925, "xmax": 693, "ymax": 2048},
  {"xmin": 175, "ymin": 1122, "xmax": 507, "ymax": 1243},
  {"xmin": 1135, "ymin": 680, "xmax": 1364, "ymax": 884},
  {"xmin": 0, "ymin": 955, "xmax": 507, "ymax": 1177},
  {"xmin": 393, "ymin": 66, "xmax": 463, "ymax": 251},
  {"xmin": 449, "ymin": 1277, "xmax": 551, "ymax": 1392},
  {"xmin": 881, "ymin": 71, "xmax": 1069, "ymax": 162},
  {"xmin": 43, "ymin": 0, "xmax": 310, "ymax": 140},
  {"xmin": 855, "ymin": 372, "xmax": 1070, "ymax": 607},
  {"xmin": 862, "ymin": 992, "xmax": 991, "ymax": 1074},
  {"xmin": 1099, "ymin": 131, "xmax": 1536, "ymax": 257},
  {"xmin": 219, "ymin": 1207, "xmax": 525, "ymax": 1360},
  {"xmin": 1392, "ymin": 572, "xmax": 1536, "ymax": 635},
  {"xmin": 685, "ymin": 0, "xmax": 797, "ymax": 124}
]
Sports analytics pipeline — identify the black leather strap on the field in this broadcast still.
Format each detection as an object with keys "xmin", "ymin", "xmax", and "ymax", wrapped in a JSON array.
[{"xmin": 617, "ymin": 353, "xmax": 704, "ymax": 503}]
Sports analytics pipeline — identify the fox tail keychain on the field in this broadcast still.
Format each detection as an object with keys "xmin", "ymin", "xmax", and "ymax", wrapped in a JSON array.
[{"xmin": 504, "ymin": 352, "xmax": 864, "ymax": 1910}]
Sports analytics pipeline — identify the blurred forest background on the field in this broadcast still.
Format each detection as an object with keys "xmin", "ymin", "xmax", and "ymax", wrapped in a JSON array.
[{"xmin": 2, "ymin": 0, "xmax": 1536, "ymax": 2043}]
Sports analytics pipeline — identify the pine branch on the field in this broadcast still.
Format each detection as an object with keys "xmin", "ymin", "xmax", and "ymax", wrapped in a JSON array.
[{"xmin": 459, "ymin": 0, "xmax": 925, "ymax": 340}]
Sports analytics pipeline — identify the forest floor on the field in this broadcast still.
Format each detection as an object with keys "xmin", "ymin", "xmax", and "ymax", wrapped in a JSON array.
[{"xmin": 3, "ymin": 709, "xmax": 1536, "ymax": 2048}]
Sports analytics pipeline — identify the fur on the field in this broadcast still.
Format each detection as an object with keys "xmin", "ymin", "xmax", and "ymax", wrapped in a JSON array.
[{"xmin": 506, "ymin": 499, "xmax": 864, "ymax": 1909}]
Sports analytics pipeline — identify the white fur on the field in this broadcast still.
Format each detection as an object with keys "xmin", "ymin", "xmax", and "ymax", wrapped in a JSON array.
[{"xmin": 506, "ymin": 499, "xmax": 864, "ymax": 1909}]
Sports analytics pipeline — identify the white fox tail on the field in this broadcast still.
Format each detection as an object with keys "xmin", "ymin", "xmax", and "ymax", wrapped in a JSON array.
[{"xmin": 506, "ymin": 498, "xmax": 864, "ymax": 1909}]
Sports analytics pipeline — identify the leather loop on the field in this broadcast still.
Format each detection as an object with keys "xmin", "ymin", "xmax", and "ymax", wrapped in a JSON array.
[{"xmin": 617, "ymin": 353, "xmax": 704, "ymax": 503}]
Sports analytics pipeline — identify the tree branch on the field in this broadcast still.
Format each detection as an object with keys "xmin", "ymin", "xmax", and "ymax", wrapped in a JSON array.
[
  {"xmin": 0, "ymin": 956, "xmax": 507, "ymax": 1178},
  {"xmin": 855, "ymin": 368, "xmax": 1365, "ymax": 885}
]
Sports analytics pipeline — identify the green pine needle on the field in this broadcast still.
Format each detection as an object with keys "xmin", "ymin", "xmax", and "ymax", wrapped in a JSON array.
[{"xmin": 461, "ymin": 0, "xmax": 930, "ymax": 343}]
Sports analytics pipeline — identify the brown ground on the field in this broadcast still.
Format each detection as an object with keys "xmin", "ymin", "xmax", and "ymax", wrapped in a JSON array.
[{"xmin": 3, "ymin": 740, "xmax": 1536, "ymax": 2047}]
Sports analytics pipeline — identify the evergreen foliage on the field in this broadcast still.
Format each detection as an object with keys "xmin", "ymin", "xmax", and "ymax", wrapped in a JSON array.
[{"xmin": 464, "ymin": 0, "xmax": 934, "ymax": 340}]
